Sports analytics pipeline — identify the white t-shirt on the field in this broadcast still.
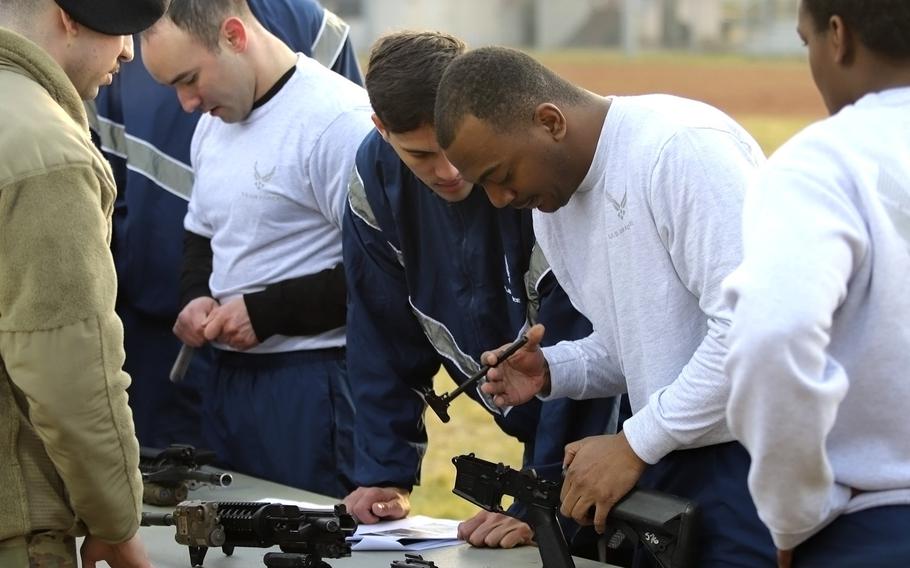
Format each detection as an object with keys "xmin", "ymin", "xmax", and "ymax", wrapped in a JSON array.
[
  {"xmin": 724, "ymin": 86, "xmax": 910, "ymax": 550},
  {"xmin": 536, "ymin": 94, "xmax": 766, "ymax": 464},
  {"xmin": 186, "ymin": 54, "xmax": 373, "ymax": 353}
]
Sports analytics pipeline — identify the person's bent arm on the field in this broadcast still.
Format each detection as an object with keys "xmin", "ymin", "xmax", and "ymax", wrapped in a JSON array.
[
  {"xmin": 244, "ymin": 264, "xmax": 347, "ymax": 340},
  {"xmin": 725, "ymin": 148, "xmax": 861, "ymax": 550},
  {"xmin": 0, "ymin": 167, "xmax": 143, "ymax": 542},
  {"xmin": 620, "ymin": 128, "xmax": 760, "ymax": 465},
  {"xmin": 342, "ymin": 167, "xmax": 441, "ymax": 522},
  {"xmin": 175, "ymin": 231, "xmax": 217, "ymax": 346},
  {"xmin": 179, "ymin": 230, "xmax": 213, "ymax": 310}
]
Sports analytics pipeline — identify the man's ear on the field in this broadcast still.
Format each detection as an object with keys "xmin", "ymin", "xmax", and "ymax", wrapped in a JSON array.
[
  {"xmin": 534, "ymin": 103, "xmax": 568, "ymax": 141},
  {"xmin": 828, "ymin": 14, "xmax": 854, "ymax": 65},
  {"xmin": 57, "ymin": 8, "xmax": 80, "ymax": 37},
  {"xmin": 371, "ymin": 114, "xmax": 391, "ymax": 142},
  {"xmin": 221, "ymin": 17, "xmax": 248, "ymax": 52}
]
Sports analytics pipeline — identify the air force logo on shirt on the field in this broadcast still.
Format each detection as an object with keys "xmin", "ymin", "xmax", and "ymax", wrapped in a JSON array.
[
  {"xmin": 254, "ymin": 161, "xmax": 277, "ymax": 190},
  {"xmin": 606, "ymin": 187, "xmax": 628, "ymax": 220},
  {"xmin": 607, "ymin": 186, "xmax": 633, "ymax": 240},
  {"xmin": 242, "ymin": 161, "xmax": 281, "ymax": 201}
]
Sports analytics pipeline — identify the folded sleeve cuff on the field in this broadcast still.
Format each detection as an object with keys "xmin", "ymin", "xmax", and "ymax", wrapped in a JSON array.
[
  {"xmin": 539, "ymin": 344, "xmax": 587, "ymax": 400},
  {"xmin": 621, "ymin": 402, "xmax": 680, "ymax": 465}
]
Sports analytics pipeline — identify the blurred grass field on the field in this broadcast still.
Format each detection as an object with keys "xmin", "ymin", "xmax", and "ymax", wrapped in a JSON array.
[{"xmin": 406, "ymin": 51, "xmax": 823, "ymax": 521}]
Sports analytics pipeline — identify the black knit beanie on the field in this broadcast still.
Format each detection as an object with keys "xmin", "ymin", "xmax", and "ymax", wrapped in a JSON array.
[{"xmin": 55, "ymin": 0, "xmax": 170, "ymax": 35}]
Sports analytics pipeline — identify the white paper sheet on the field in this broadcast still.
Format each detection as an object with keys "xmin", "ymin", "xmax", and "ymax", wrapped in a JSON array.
[
  {"xmin": 256, "ymin": 499, "xmax": 464, "ymax": 551},
  {"xmin": 351, "ymin": 515, "xmax": 462, "ymax": 551}
]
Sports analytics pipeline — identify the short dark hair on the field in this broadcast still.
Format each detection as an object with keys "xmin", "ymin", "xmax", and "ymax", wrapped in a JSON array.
[
  {"xmin": 803, "ymin": 0, "xmax": 910, "ymax": 58},
  {"xmin": 162, "ymin": 0, "xmax": 249, "ymax": 50},
  {"xmin": 365, "ymin": 31, "xmax": 465, "ymax": 134},
  {"xmin": 434, "ymin": 47, "xmax": 584, "ymax": 149}
]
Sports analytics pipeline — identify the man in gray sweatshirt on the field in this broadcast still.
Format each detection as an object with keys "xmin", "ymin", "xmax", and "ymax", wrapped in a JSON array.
[
  {"xmin": 435, "ymin": 48, "xmax": 773, "ymax": 566},
  {"xmin": 723, "ymin": 1, "xmax": 910, "ymax": 566}
]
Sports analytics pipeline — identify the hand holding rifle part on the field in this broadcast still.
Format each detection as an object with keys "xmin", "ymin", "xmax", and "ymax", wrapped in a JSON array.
[
  {"xmin": 452, "ymin": 454, "xmax": 699, "ymax": 568},
  {"xmin": 420, "ymin": 334, "xmax": 529, "ymax": 422}
]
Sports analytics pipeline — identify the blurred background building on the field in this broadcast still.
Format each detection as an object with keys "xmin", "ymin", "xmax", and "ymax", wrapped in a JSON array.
[{"xmin": 322, "ymin": 0, "xmax": 801, "ymax": 56}]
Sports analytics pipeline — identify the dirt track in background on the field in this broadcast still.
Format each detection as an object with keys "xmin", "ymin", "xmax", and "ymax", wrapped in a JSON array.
[{"xmin": 544, "ymin": 56, "xmax": 827, "ymax": 119}]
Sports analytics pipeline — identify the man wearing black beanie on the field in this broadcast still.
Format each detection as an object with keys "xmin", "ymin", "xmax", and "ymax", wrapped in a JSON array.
[{"xmin": 0, "ymin": 0, "xmax": 166, "ymax": 567}]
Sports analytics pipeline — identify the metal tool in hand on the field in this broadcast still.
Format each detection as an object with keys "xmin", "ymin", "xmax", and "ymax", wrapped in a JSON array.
[
  {"xmin": 420, "ymin": 334, "xmax": 529, "ymax": 423},
  {"xmin": 169, "ymin": 344, "xmax": 195, "ymax": 383}
]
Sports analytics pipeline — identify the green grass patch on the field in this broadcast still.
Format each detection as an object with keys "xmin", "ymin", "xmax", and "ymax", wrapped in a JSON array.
[{"xmin": 735, "ymin": 114, "xmax": 815, "ymax": 154}]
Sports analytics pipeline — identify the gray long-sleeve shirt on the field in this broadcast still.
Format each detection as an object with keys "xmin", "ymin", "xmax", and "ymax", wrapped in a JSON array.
[
  {"xmin": 724, "ymin": 87, "xmax": 910, "ymax": 550},
  {"xmin": 537, "ymin": 94, "xmax": 765, "ymax": 464}
]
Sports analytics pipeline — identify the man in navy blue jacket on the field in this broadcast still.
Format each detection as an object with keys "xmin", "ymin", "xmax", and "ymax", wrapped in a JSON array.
[
  {"xmin": 342, "ymin": 31, "xmax": 618, "ymax": 551},
  {"xmin": 89, "ymin": 0, "xmax": 361, "ymax": 449}
]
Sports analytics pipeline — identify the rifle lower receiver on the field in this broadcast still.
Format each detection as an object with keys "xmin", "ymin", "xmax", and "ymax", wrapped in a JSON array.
[{"xmin": 451, "ymin": 453, "xmax": 699, "ymax": 568}]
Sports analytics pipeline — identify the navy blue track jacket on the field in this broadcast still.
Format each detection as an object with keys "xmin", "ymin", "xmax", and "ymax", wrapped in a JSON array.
[{"xmin": 344, "ymin": 130, "xmax": 619, "ymax": 490}]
